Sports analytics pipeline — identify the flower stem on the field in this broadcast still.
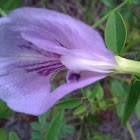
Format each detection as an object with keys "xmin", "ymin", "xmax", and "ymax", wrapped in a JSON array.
[
  {"xmin": 92, "ymin": 0, "xmax": 128, "ymax": 28},
  {"xmin": 41, "ymin": 0, "xmax": 46, "ymax": 8},
  {"xmin": 126, "ymin": 122, "xmax": 137, "ymax": 140},
  {"xmin": 115, "ymin": 56, "xmax": 140, "ymax": 76}
]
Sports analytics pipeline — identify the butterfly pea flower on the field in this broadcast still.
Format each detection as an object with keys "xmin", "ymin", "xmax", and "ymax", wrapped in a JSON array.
[{"xmin": 0, "ymin": 8, "xmax": 117, "ymax": 115}]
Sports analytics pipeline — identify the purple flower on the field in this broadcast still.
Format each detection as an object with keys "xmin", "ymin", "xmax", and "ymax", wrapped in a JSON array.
[{"xmin": 0, "ymin": 8, "xmax": 117, "ymax": 115}]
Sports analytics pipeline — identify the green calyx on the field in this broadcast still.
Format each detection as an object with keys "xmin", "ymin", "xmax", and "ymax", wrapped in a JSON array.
[{"xmin": 115, "ymin": 56, "xmax": 140, "ymax": 76}]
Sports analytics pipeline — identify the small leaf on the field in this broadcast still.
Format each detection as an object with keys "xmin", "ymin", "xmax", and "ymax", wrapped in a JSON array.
[
  {"xmin": 99, "ymin": 100, "xmax": 107, "ymax": 110},
  {"xmin": 73, "ymin": 105, "xmax": 86, "ymax": 116},
  {"xmin": 64, "ymin": 125, "xmax": 75, "ymax": 134},
  {"xmin": 55, "ymin": 98, "xmax": 82, "ymax": 109},
  {"xmin": 38, "ymin": 110, "xmax": 50, "ymax": 125},
  {"xmin": 122, "ymin": 79, "xmax": 140, "ymax": 125},
  {"xmin": 135, "ymin": 101, "xmax": 140, "ymax": 120},
  {"xmin": 60, "ymin": 124, "xmax": 75, "ymax": 138},
  {"xmin": 88, "ymin": 83, "xmax": 101, "ymax": 101},
  {"xmin": 9, "ymin": 132, "xmax": 20, "ymax": 140},
  {"xmin": 105, "ymin": 12, "xmax": 127, "ymax": 54},
  {"xmin": 45, "ymin": 110, "xmax": 64, "ymax": 140},
  {"xmin": 95, "ymin": 84, "xmax": 104, "ymax": 100},
  {"xmin": 31, "ymin": 122, "xmax": 42, "ymax": 131},
  {"xmin": 91, "ymin": 104, "xmax": 98, "ymax": 113},
  {"xmin": 111, "ymin": 80, "xmax": 125, "ymax": 98},
  {"xmin": 116, "ymin": 103, "xmax": 125, "ymax": 118}
]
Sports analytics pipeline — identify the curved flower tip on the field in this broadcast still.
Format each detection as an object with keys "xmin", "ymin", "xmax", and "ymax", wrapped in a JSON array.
[{"xmin": 0, "ymin": 7, "xmax": 117, "ymax": 115}]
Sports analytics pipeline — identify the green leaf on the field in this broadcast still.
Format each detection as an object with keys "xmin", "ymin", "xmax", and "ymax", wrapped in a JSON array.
[
  {"xmin": 9, "ymin": 132, "xmax": 20, "ymax": 140},
  {"xmin": 55, "ymin": 98, "xmax": 82, "ymax": 109},
  {"xmin": 116, "ymin": 103, "xmax": 125, "ymax": 118},
  {"xmin": 132, "ymin": 0, "xmax": 140, "ymax": 4},
  {"xmin": 73, "ymin": 105, "xmax": 86, "ymax": 116},
  {"xmin": 99, "ymin": 100, "xmax": 107, "ymax": 110},
  {"xmin": 0, "ymin": 129, "xmax": 7, "ymax": 140},
  {"xmin": 95, "ymin": 84, "xmax": 104, "ymax": 100},
  {"xmin": 0, "ymin": 0, "xmax": 21, "ymax": 15},
  {"xmin": 88, "ymin": 82, "xmax": 103, "ymax": 101},
  {"xmin": 31, "ymin": 122, "xmax": 42, "ymax": 131},
  {"xmin": 111, "ymin": 80, "xmax": 125, "ymax": 98},
  {"xmin": 0, "ymin": 99, "xmax": 13, "ymax": 119},
  {"xmin": 135, "ymin": 101, "xmax": 140, "ymax": 120},
  {"xmin": 31, "ymin": 131, "xmax": 42, "ymax": 140},
  {"xmin": 105, "ymin": 12, "xmax": 127, "ymax": 54},
  {"xmin": 101, "ymin": 0, "xmax": 116, "ymax": 8},
  {"xmin": 60, "ymin": 124, "xmax": 75, "ymax": 138},
  {"xmin": 91, "ymin": 103, "xmax": 98, "ymax": 113},
  {"xmin": 63, "ymin": 125, "xmax": 75, "ymax": 134},
  {"xmin": 122, "ymin": 79, "xmax": 140, "ymax": 125},
  {"xmin": 38, "ymin": 110, "xmax": 50, "ymax": 125},
  {"xmin": 45, "ymin": 110, "xmax": 64, "ymax": 140}
]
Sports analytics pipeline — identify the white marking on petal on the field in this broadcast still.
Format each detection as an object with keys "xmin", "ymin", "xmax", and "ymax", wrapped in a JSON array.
[
  {"xmin": 60, "ymin": 55, "xmax": 117, "ymax": 73},
  {"xmin": 20, "ymin": 53, "xmax": 58, "ymax": 60}
]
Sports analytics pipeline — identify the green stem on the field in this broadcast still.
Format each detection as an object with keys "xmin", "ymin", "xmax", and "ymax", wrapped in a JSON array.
[
  {"xmin": 115, "ymin": 56, "xmax": 140, "ymax": 76},
  {"xmin": 126, "ymin": 122, "xmax": 137, "ymax": 140},
  {"xmin": 92, "ymin": 0, "xmax": 128, "ymax": 28},
  {"xmin": 41, "ymin": 0, "xmax": 46, "ymax": 8}
]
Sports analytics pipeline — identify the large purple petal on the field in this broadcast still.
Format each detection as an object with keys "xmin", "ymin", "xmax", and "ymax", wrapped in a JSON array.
[
  {"xmin": 7, "ymin": 7, "xmax": 115, "ymax": 61},
  {"xmin": 0, "ymin": 18, "xmax": 65, "ymax": 115},
  {"xmin": 6, "ymin": 71, "xmax": 106, "ymax": 115},
  {"xmin": 0, "ymin": 72, "xmax": 53, "ymax": 115}
]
